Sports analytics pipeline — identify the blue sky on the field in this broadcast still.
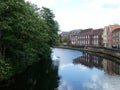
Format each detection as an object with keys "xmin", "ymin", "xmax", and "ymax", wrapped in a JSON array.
[{"xmin": 26, "ymin": 0, "xmax": 120, "ymax": 31}]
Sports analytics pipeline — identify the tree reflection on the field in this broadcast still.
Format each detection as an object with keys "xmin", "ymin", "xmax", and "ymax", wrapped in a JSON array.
[{"xmin": 0, "ymin": 59, "xmax": 59, "ymax": 90}]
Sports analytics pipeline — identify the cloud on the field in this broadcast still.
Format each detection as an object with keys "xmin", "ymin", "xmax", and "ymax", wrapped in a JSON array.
[
  {"xmin": 26, "ymin": 0, "xmax": 70, "ymax": 7},
  {"xmin": 89, "ymin": 0, "xmax": 120, "ymax": 9},
  {"xmin": 102, "ymin": 3, "xmax": 120, "ymax": 9},
  {"xmin": 26, "ymin": 0, "xmax": 120, "ymax": 31},
  {"xmin": 83, "ymin": 74, "xmax": 120, "ymax": 90},
  {"xmin": 25, "ymin": 0, "xmax": 56, "ymax": 7},
  {"xmin": 61, "ymin": 0, "xmax": 69, "ymax": 4},
  {"xmin": 55, "ymin": 0, "xmax": 120, "ymax": 31},
  {"xmin": 55, "ymin": 10, "xmax": 114, "ymax": 31},
  {"xmin": 58, "ymin": 80, "xmax": 73, "ymax": 90},
  {"xmin": 79, "ymin": 65, "xmax": 87, "ymax": 70},
  {"xmin": 60, "ymin": 63, "xmax": 73, "ymax": 70}
]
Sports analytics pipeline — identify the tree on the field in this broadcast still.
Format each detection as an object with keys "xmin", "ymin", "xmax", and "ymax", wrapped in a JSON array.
[
  {"xmin": 62, "ymin": 37, "xmax": 68, "ymax": 43},
  {"xmin": 0, "ymin": 0, "xmax": 59, "ymax": 80},
  {"xmin": 40, "ymin": 7, "xmax": 59, "ymax": 46}
]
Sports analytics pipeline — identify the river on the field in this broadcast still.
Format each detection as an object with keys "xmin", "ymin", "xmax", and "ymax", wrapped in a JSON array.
[
  {"xmin": 52, "ymin": 48, "xmax": 120, "ymax": 90},
  {"xmin": 1, "ymin": 48, "xmax": 120, "ymax": 90}
]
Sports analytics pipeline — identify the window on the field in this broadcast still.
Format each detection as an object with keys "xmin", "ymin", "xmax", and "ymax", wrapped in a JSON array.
[{"xmin": 97, "ymin": 35, "xmax": 98, "ymax": 38}]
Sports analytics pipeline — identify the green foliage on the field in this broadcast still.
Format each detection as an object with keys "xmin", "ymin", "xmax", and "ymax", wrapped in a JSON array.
[
  {"xmin": 0, "ymin": 0, "xmax": 59, "ymax": 80},
  {"xmin": 40, "ymin": 7, "xmax": 59, "ymax": 46},
  {"xmin": 62, "ymin": 37, "xmax": 68, "ymax": 43},
  {"xmin": 1, "ymin": 58, "xmax": 59, "ymax": 90},
  {"xmin": 0, "ymin": 55, "xmax": 13, "ymax": 80}
]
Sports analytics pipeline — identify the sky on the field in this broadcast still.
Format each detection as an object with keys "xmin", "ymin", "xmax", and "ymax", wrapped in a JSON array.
[{"xmin": 26, "ymin": 0, "xmax": 120, "ymax": 31}]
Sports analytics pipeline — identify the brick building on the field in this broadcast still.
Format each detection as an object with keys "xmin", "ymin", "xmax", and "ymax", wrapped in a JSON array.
[
  {"xmin": 92, "ymin": 29, "xmax": 103, "ymax": 47},
  {"xmin": 78, "ymin": 28, "xmax": 92, "ymax": 46},
  {"xmin": 60, "ymin": 24, "xmax": 120, "ymax": 48},
  {"xmin": 68, "ymin": 30, "xmax": 81, "ymax": 46},
  {"xmin": 112, "ymin": 28, "xmax": 120, "ymax": 48},
  {"xmin": 107, "ymin": 25, "xmax": 120, "ymax": 48}
]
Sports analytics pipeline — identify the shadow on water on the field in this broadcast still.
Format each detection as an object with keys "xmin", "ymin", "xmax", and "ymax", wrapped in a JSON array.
[
  {"xmin": 0, "ymin": 58, "xmax": 60, "ymax": 90},
  {"xmin": 73, "ymin": 52, "xmax": 120, "ymax": 75}
]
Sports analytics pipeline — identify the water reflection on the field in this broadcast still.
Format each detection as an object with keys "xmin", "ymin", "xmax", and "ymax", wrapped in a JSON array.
[
  {"xmin": 72, "ymin": 52, "xmax": 120, "ymax": 90},
  {"xmin": 73, "ymin": 52, "xmax": 120, "ymax": 75},
  {"xmin": 102, "ymin": 59, "xmax": 120, "ymax": 75},
  {"xmin": 0, "ymin": 59, "xmax": 59, "ymax": 90},
  {"xmin": 1, "ymin": 48, "xmax": 120, "ymax": 90},
  {"xmin": 52, "ymin": 48, "xmax": 120, "ymax": 90}
]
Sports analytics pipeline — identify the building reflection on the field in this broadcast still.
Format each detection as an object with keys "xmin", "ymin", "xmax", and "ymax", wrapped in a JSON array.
[
  {"xmin": 73, "ymin": 53, "xmax": 103, "ymax": 69},
  {"xmin": 102, "ymin": 59, "xmax": 120, "ymax": 75},
  {"xmin": 73, "ymin": 52, "xmax": 120, "ymax": 75}
]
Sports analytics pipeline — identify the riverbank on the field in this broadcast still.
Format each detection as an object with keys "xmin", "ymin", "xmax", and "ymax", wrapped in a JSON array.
[{"xmin": 55, "ymin": 46, "xmax": 120, "ymax": 60}]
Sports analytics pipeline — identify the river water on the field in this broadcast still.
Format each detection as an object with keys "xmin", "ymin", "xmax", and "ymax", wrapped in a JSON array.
[
  {"xmin": 1, "ymin": 48, "xmax": 120, "ymax": 90},
  {"xmin": 52, "ymin": 48, "xmax": 120, "ymax": 90}
]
